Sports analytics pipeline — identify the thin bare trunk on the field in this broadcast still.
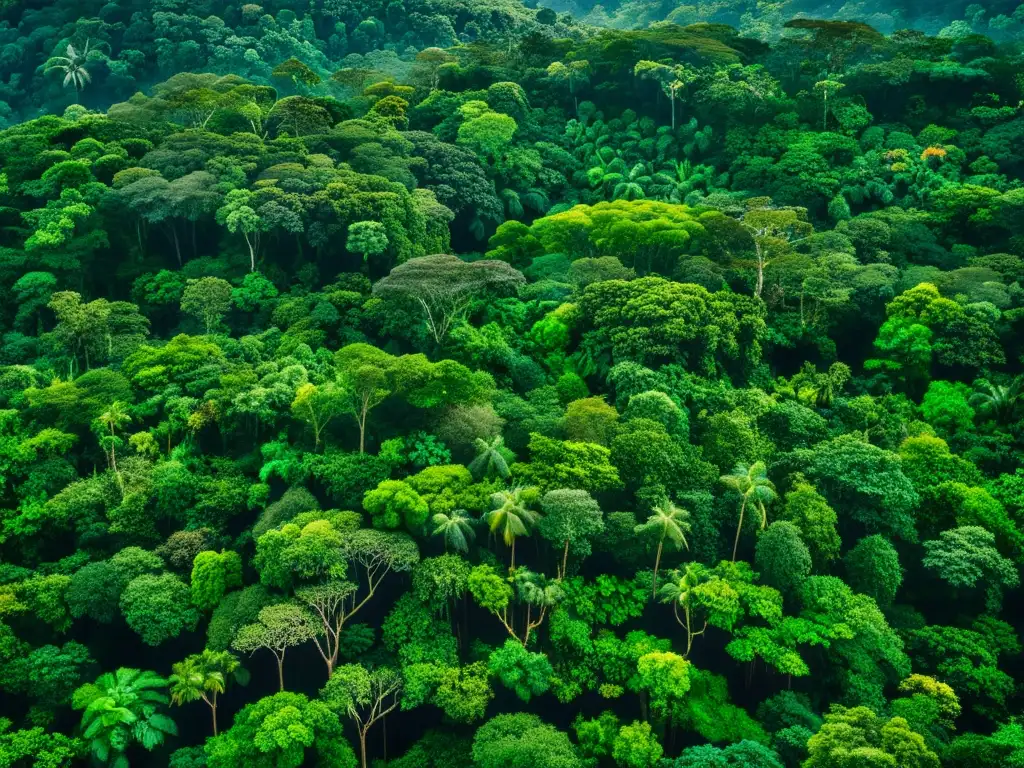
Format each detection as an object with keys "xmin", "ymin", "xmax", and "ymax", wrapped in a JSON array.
[
  {"xmin": 209, "ymin": 692, "xmax": 218, "ymax": 736},
  {"xmin": 732, "ymin": 497, "xmax": 748, "ymax": 562},
  {"xmin": 652, "ymin": 540, "xmax": 663, "ymax": 598},
  {"xmin": 171, "ymin": 226, "xmax": 182, "ymax": 266},
  {"xmin": 359, "ymin": 402, "xmax": 367, "ymax": 454},
  {"xmin": 754, "ymin": 241, "xmax": 765, "ymax": 298}
]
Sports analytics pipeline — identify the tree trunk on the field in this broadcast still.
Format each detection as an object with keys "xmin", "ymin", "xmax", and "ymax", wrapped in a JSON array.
[
  {"xmin": 359, "ymin": 731, "xmax": 368, "ymax": 768},
  {"xmin": 560, "ymin": 539, "xmax": 570, "ymax": 580},
  {"xmin": 732, "ymin": 497, "xmax": 748, "ymax": 562},
  {"xmin": 684, "ymin": 604, "xmax": 693, "ymax": 658},
  {"xmin": 277, "ymin": 655, "xmax": 285, "ymax": 691},
  {"xmin": 210, "ymin": 694, "xmax": 218, "ymax": 736},
  {"xmin": 244, "ymin": 232, "xmax": 257, "ymax": 272},
  {"xmin": 510, "ymin": 538, "xmax": 516, "ymax": 571},
  {"xmin": 358, "ymin": 406, "xmax": 367, "ymax": 454},
  {"xmin": 754, "ymin": 241, "xmax": 765, "ymax": 298},
  {"xmin": 172, "ymin": 226, "xmax": 182, "ymax": 266},
  {"xmin": 652, "ymin": 539, "xmax": 663, "ymax": 598}
]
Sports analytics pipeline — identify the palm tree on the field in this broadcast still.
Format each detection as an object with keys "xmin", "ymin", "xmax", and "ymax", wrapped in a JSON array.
[
  {"xmin": 486, "ymin": 486, "xmax": 540, "ymax": 570},
  {"xmin": 74, "ymin": 667, "xmax": 177, "ymax": 767},
  {"xmin": 586, "ymin": 150, "xmax": 627, "ymax": 196},
  {"xmin": 971, "ymin": 378, "xmax": 1022, "ymax": 425},
  {"xmin": 44, "ymin": 40, "xmax": 97, "ymax": 101},
  {"xmin": 658, "ymin": 564, "xmax": 707, "ymax": 658},
  {"xmin": 635, "ymin": 501, "xmax": 691, "ymax": 597},
  {"xmin": 468, "ymin": 435, "xmax": 511, "ymax": 480},
  {"xmin": 652, "ymin": 159, "xmax": 693, "ymax": 202},
  {"xmin": 98, "ymin": 401, "xmax": 131, "ymax": 482},
  {"xmin": 720, "ymin": 461, "xmax": 777, "ymax": 562},
  {"xmin": 612, "ymin": 162, "xmax": 653, "ymax": 200},
  {"xmin": 169, "ymin": 650, "xmax": 243, "ymax": 736},
  {"xmin": 809, "ymin": 362, "xmax": 851, "ymax": 408},
  {"xmin": 431, "ymin": 509, "xmax": 476, "ymax": 553}
]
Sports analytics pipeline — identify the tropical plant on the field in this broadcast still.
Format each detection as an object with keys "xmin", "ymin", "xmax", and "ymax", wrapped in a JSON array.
[
  {"xmin": 468, "ymin": 435, "xmax": 511, "ymax": 479},
  {"xmin": 720, "ymin": 461, "xmax": 777, "ymax": 562},
  {"xmin": 44, "ymin": 40, "xmax": 100, "ymax": 99},
  {"xmin": 970, "ymin": 378, "xmax": 1022, "ymax": 424},
  {"xmin": 514, "ymin": 569, "xmax": 564, "ymax": 646},
  {"xmin": 97, "ymin": 401, "xmax": 131, "ymax": 481},
  {"xmin": 432, "ymin": 509, "xmax": 477, "ymax": 553},
  {"xmin": 635, "ymin": 501, "xmax": 691, "ymax": 597},
  {"xmin": 658, "ymin": 564, "xmax": 708, "ymax": 658},
  {"xmin": 485, "ymin": 486, "xmax": 540, "ymax": 570},
  {"xmin": 72, "ymin": 668, "xmax": 176, "ymax": 767},
  {"xmin": 169, "ymin": 650, "xmax": 245, "ymax": 736},
  {"xmin": 613, "ymin": 163, "xmax": 654, "ymax": 201}
]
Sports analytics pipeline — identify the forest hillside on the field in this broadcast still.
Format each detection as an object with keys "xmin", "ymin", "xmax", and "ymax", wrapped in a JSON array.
[{"xmin": 0, "ymin": 0, "xmax": 1023, "ymax": 766}]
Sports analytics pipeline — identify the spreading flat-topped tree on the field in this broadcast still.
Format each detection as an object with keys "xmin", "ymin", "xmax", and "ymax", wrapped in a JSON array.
[
  {"xmin": 372, "ymin": 254, "xmax": 525, "ymax": 344},
  {"xmin": 232, "ymin": 603, "xmax": 319, "ymax": 691}
]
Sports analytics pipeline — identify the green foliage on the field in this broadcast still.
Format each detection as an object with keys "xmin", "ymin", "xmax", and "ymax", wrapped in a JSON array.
[
  {"xmin": 0, "ymin": 4, "xmax": 1023, "ymax": 764},
  {"xmin": 190, "ymin": 550, "xmax": 243, "ymax": 611},
  {"xmin": 755, "ymin": 521, "xmax": 811, "ymax": 598},
  {"xmin": 488, "ymin": 639, "xmax": 553, "ymax": 701},
  {"xmin": 73, "ymin": 668, "xmax": 176, "ymax": 767},
  {"xmin": 120, "ymin": 573, "xmax": 200, "ymax": 646},
  {"xmin": 206, "ymin": 692, "xmax": 356, "ymax": 768},
  {"xmin": 472, "ymin": 713, "xmax": 583, "ymax": 768},
  {"xmin": 512, "ymin": 434, "xmax": 622, "ymax": 494},
  {"xmin": 612, "ymin": 721, "xmax": 663, "ymax": 768},
  {"xmin": 843, "ymin": 535, "xmax": 903, "ymax": 608},
  {"xmin": 363, "ymin": 480, "xmax": 430, "ymax": 531},
  {"xmin": 804, "ymin": 705, "xmax": 939, "ymax": 768}
]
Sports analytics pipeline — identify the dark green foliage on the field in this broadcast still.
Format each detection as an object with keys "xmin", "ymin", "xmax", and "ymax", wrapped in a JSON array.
[
  {"xmin": 843, "ymin": 535, "xmax": 903, "ymax": 607},
  {"xmin": 0, "ymin": 4, "xmax": 1023, "ymax": 765}
]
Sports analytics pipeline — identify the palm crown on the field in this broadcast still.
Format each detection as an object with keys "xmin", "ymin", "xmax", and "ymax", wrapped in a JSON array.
[
  {"xmin": 636, "ymin": 500, "xmax": 691, "ymax": 596},
  {"xmin": 432, "ymin": 509, "xmax": 477, "ymax": 553},
  {"xmin": 720, "ymin": 460, "xmax": 777, "ymax": 561},
  {"xmin": 45, "ymin": 40, "xmax": 98, "ymax": 94},
  {"xmin": 486, "ymin": 486, "xmax": 540, "ymax": 569}
]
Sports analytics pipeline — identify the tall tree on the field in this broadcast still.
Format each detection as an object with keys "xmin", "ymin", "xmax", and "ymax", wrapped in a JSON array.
[
  {"xmin": 335, "ymin": 344, "xmax": 395, "ymax": 454},
  {"xmin": 538, "ymin": 489, "xmax": 604, "ymax": 579},
  {"xmin": 486, "ymin": 486, "xmax": 540, "ymax": 570},
  {"xmin": 96, "ymin": 401, "xmax": 130, "ymax": 483},
  {"xmin": 373, "ymin": 255, "xmax": 525, "ymax": 344},
  {"xmin": 721, "ymin": 461, "xmax": 777, "ymax": 562},
  {"xmin": 169, "ymin": 650, "xmax": 244, "ymax": 736},
  {"xmin": 291, "ymin": 382, "xmax": 346, "ymax": 450},
  {"xmin": 232, "ymin": 604, "xmax": 319, "ymax": 691},
  {"xmin": 635, "ymin": 501, "xmax": 691, "ymax": 597},
  {"xmin": 658, "ymin": 565, "xmax": 708, "ymax": 658},
  {"xmin": 321, "ymin": 665, "xmax": 403, "ymax": 768},
  {"xmin": 44, "ymin": 40, "xmax": 100, "ymax": 100}
]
